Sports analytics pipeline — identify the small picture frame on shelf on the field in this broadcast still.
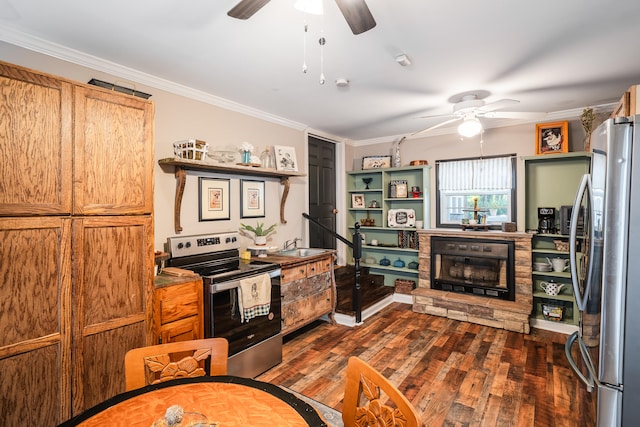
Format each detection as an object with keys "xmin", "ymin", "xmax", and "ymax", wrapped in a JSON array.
[
  {"xmin": 352, "ymin": 193, "xmax": 365, "ymax": 208},
  {"xmin": 362, "ymin": 155, "xmax": 392, "ymax": 170},
  {"xmin": 389, "ymin": 179, "xmax": 408, "ymax": 198},
  {"xmin": 274, "ymin": 145, "xmax": 298, "ymax": 171},
  {"xmin": 536, "ymin": 121, "xmax": 569, "ymax": 155}
]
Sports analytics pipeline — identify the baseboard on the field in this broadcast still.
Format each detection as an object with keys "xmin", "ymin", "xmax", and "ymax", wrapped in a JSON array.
[
  {"xmin": 331, "ymin": 293, "xmax": 414, "ymax": 327},
  {"xmin": 530, "ymin": 318, "xmax": 578, "ymax": 334},
  {"xmin": 393, "ymin": 293, "xmax": 413, "ymax": 304}
]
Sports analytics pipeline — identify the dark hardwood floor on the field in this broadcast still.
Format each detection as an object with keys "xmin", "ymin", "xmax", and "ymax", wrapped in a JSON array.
[{"xmin": 257, "ymin": 302, "xmax": 596, "ymax": 427}]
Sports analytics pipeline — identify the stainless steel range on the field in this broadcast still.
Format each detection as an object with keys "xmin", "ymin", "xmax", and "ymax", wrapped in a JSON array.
[{"xmin": 166, "ymin": 232, "xmax": 282, "ymax": 378}]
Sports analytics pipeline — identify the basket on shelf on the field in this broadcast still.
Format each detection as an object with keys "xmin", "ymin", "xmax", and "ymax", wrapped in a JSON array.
[
  {"xmin": 173, "ymin": 139, "xmax": 208, "ymax": 161},
  {"xmin": 394, "ymin": 279, "xmax": 416, "ymax": 294},
  {"xmin": 553, "ymin": 240, "xmax": 569, "ymax": 251}
]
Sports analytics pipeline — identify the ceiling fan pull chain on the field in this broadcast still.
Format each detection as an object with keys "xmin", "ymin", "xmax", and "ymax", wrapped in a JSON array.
[
  {"xmin": 319, "ymin": 31, "xmax": 326, "ymax": 85},
  {"xmin": 302, "ymin": 21, "xmax": 308, "ymax": 74}
]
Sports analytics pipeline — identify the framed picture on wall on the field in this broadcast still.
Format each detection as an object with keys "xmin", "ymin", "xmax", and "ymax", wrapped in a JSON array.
[
  {"xmin": 536, "ymin": 121, "xmax": 569, "ymax": 155},
  {"xmin": 240, "ymin": 179, "xmax": 265, "ymax": 218},
  {"xmin": 198, "ymin": 177, "xmax": 230, "ymax": 221}
]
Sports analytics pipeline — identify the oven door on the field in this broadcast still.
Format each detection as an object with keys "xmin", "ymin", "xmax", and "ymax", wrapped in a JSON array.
[{"xmin": 204, "ymin": 269, "xmax": 281, "ymax": 357}]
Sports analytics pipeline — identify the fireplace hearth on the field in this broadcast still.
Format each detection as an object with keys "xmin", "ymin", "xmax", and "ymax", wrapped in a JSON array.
[
  {"xmin": 412, "ymin": 230, "xmax": 533, "ymax": 333},
  {"xmin": 430, "ymin": 236, "xmax": 515, "ymax": 300}
]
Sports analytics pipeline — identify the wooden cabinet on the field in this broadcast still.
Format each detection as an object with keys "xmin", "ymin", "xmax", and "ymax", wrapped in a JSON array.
[
  {"xmin": 524, "ymin": 152, "xmax": 591, "ymax": 332},
  {"xmin": 610, "ymin": 84, "xmax": 638, "ymax": 118},
  {"xmin": 346, "ymin": 165, "xmax": 430, "ymax": 287},
  {"xmin": 74, "ymin": 86, "xmax": 154, "ymax": 215},
  {"xmin": 0, "ymin": 61, "xmax": 154, "ymax": 425},
  {"xmin": 280, "ymin": 254, "xmax": 334, "ymax": 335},
  {"xmin": 0, "ymin": 62, "xmax": 73, "ymax": 216},
  {"xmin": 153, "ymin": 275, "xmax": 204, "ymax": 344}
]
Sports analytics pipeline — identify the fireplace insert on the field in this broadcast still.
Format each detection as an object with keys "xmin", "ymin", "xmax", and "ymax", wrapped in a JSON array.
[{"xmin": 430, "ymin": 236, "xmax": 515, "ymax": 300}]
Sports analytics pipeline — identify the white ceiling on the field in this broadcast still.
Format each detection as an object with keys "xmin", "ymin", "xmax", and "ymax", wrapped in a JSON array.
[{"xmin": 2, "ymin": 0, "xmax": 640, "ymax": 142}]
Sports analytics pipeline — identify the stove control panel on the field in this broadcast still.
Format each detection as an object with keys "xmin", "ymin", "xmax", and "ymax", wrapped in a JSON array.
[{"xmin": 167, "ymin": 232, "xmax": 240, "ymax": 257}]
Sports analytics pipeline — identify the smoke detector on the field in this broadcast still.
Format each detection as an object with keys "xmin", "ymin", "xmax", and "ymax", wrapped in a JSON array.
[{"xmin": 335, "ymin": 78, "xmax": 350, "ymax": 87}]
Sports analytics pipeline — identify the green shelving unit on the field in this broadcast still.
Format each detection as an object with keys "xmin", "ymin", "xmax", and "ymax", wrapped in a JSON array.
[
  {"xmin": 524, "ymin": 153, "xmax": 591, "ymax": 331},
  {"xmin": 346, "ymin": 165, "xmax": 430, "ymax": 287}
]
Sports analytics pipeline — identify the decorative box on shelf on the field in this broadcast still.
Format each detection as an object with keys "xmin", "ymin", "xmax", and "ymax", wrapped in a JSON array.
[{"xmin": 394, "ymin": 279, "xmax": 416, "ymax": 294}]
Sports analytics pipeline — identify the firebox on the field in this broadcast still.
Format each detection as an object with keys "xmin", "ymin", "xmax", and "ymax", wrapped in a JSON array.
[{"xmin": 430, "ymin": 236, "xmax": 515, "ymax": 300}]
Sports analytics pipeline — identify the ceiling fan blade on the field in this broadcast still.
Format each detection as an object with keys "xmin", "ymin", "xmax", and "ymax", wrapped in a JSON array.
[
  {"xmin": 477, "ymin": 98, "xmax": 519, "ymax": 113},
  {"xmin": 482, "ymin": 111, "xmax": 548, "ymax": 119},
  {"xmin": 227, "ymin": 0, "xmax": 271, "ymax": 19},
  {"xmin": 411, "ymin": 117, "xmax": 461, "ymax": 136},
  {"xmin": 334, "ymin": 0, "xmax": 376, "ymax": 35}
]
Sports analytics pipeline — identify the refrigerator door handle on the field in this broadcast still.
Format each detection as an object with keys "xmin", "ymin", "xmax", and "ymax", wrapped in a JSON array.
[
  {"xmin": 565, "ymin": 331, "xmax": 596, "ymax": 392},
  {"xmin": 570, "ymin": 173, "xmax": 593, "ymax": 311}
]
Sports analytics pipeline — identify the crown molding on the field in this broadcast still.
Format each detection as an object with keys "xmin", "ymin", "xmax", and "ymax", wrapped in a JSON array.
[
  {"xmin": 0, "ymin": 25, "xmax": 308, "ymax": 132},
  {"xmin": 350, "ymin": 103, "xmax": 616, "ymax": 147}
]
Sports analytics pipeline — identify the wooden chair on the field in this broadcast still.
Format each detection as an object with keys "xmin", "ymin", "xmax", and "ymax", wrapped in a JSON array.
[
  {"xmin": 342, "ymin": 356, "xmax": 421, "ymax": 427},
  {"xmin": 124, "ymin": 338, "xmax": 229, "ymax": 391}
]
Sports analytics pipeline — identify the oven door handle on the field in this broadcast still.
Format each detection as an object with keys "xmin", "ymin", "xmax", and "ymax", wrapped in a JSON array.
[{"xmin": 210, "ymin": 268, "xmax": 281, "ymax": 293}]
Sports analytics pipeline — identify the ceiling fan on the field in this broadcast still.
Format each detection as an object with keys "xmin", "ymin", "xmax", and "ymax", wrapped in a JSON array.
[
  {"xmin": 227, "ymin": 0, "xmax": 377, "ymax": 35},
  {"xmin": 414, "ymin": 91, "xmax": 547, "ymax": 137}
]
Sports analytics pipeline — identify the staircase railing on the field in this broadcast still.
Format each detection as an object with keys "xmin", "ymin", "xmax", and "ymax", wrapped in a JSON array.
[{"xmin": 302, "ymin": 213, "xmax": 363, "ymax": 323}]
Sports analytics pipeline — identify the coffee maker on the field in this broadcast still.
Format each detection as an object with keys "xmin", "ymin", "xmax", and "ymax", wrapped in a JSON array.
[{"xmin": 538, "ymin": 207, "xmax": 556, "ymax": 234}]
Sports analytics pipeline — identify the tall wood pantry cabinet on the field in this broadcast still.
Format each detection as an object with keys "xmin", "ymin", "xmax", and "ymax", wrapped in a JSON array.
[{"xmin": 0, "ymin": 61, "xmax": 155, "ymax": 425}]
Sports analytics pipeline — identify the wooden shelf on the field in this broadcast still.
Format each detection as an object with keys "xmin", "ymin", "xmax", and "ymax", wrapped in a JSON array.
[{"xmin": 158, "ymin": 157, "xmax": 306, "ymax": 233}]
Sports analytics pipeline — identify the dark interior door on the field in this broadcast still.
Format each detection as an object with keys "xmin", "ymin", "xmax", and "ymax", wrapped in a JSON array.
[{"xmin": 308, "ymin": 136, "xmax": 336, "ymax": 249}]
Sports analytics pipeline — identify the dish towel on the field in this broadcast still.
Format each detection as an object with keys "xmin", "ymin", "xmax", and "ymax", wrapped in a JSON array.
[{"xmin": 237, "ymin": 273, "xmax": 271, "ymax": 323}]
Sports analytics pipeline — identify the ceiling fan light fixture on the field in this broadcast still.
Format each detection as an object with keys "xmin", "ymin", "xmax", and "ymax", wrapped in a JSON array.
[
  {"xmin": 458, "ymin": 117, "xmax": 483, "ymax": 137},
  {"xmin": 294, "ymin": 0, "xmax": 324, "ymax": 15}
]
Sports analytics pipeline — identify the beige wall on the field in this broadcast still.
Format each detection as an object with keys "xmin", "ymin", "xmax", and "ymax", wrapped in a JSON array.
[
  {"xmin": 0, "ymin": 42, "xmax": 309, "ymax": 252},
  {"xmin": 349, "ymin": 119, "xmax": 591, "ymax": 232},
  {"xmin": 1, "ymin": 41, "xmax": 604, "ymax": 253}
]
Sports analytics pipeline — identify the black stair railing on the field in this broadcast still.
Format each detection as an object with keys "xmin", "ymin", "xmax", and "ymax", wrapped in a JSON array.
[{"xmin": 302, "ymin": 213, "xmax": 363, "ymax": 323}]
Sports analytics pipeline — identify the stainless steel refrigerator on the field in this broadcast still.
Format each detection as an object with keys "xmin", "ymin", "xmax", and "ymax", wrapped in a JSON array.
[{"xmin": 565, "ymin": 114, "xmax": 640, "ymax": 426}]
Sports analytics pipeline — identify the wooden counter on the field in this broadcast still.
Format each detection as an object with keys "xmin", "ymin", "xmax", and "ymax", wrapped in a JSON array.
[{"xmin": 258, "ymin": 251, "xmax": 337, "ymax": 335}]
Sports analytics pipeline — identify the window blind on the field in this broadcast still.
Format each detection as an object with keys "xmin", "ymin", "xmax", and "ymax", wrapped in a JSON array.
[{"xmin": 438, "ymin": 156, "xmax": 512, "ymax": 191}]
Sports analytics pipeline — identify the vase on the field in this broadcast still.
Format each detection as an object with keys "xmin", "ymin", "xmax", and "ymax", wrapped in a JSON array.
[
  {"xmin": 242, "ymin": 151, "xmax": 251, "ymax": 164},
  {"xmin": 254, "ymin": 236, "xmax": 267, "ymax": 246},
  {"xmin": 584, "ymin": 133, "xmax": 592, "ymax": 152}
]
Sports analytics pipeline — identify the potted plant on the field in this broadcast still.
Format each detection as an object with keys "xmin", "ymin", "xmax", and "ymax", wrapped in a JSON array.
[{"xmin": 240, "ymin": 221, "xmax": 277, "ymax": 245}]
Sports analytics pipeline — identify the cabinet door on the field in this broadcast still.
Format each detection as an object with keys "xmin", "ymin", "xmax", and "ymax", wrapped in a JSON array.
[
  {"xmin": 0, "ymin": 62, "xmax": 73, "ymax": 216},
  {"xmin": 154, "ymin": 278, "xmax": 203, "ymax": 344},
  {"xmin": 71, "ymin": 216, "xmax": 154, "ymax": 415},
  {"xmin": 74, "ymin": 86, "xmax": 154, "ymax": 215},
  {"xmin": 0, "ymin": 217, "xmax": 72, "ymax": 425}
]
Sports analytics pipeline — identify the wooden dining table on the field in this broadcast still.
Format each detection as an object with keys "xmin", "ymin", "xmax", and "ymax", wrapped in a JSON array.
[{"xmin": 58, "ymin": 376, "xmax": 328, "ymax": 427}]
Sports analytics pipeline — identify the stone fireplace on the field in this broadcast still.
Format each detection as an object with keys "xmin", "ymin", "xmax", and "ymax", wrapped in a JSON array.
[{"xmin": 412, "ymin": 229, "xmax": 533, "ymax": 333}]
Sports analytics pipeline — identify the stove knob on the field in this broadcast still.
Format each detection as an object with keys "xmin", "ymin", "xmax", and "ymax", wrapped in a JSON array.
[
  {"xmin": 232, "ymin": 237, "xmax": 237, "ymax": 242},
  {"xmin": 225, "ymin": 237, "xmax": 231, "ymax": 243},
  {"xmin": 177, "ymin": 243, "xmax": 184, "ymax": 249},
  {"xmin": 185, "ymin": 242, "xmax": 191, "ymax": 248}
]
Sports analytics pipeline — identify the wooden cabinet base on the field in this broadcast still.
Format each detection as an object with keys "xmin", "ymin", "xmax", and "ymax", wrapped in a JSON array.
[{"xmin": 154, "ymin": 275, "xmax": 204, "ymax": 344}]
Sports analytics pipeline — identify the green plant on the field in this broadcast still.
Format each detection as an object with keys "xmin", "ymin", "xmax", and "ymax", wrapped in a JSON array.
[{"xmin": 240, "ymin": 221, "xmax": 277, "ymax": 237}]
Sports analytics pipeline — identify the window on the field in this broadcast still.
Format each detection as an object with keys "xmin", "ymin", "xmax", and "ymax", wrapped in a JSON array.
[{"xmin": 435, "ymin": 154, "xmax": 517, "ymax": 228}]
